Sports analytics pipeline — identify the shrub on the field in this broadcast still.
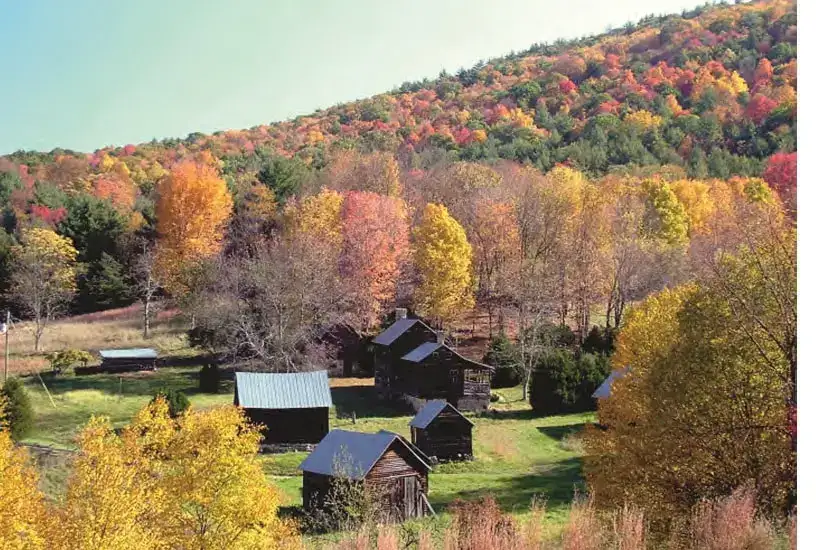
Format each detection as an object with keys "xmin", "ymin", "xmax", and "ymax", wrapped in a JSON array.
[
  {"xmin": 581, "ymin": 325, "xmax": 616, "ymax": 356},
  {"xmin": 0, "ymin": 377, "xmax": 34, "ymax": 440},
  {"xmin": 529, "ymin": 351, "xmax": 610, "ymax": 415},
  {"xmin": 47, "ymin": 349, "xmax": 94, "ymax": 374},
  {"xmin": 151, "ymin": 388, "xmax": 190, "ymax": 418},
  {"xmin": 199, "ymin": 363, "xmax": 220, "ymax": 393},
  {"xmin": 483, "ymin": 332, "xmax": 520, "ymax": 388}
]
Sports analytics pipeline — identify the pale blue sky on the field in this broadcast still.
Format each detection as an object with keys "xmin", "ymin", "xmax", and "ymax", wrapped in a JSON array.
[{"xmin": 0, "ymin": 0, "xmax": 708, "ymax": 154}]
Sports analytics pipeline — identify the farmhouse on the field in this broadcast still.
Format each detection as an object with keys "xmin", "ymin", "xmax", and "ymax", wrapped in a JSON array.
[
  {"xmin": 299, "ymin": 429, "xmax": 433, "ymax": 521},
  {"xmin": 233, "ymin": 370, "xmax": 332, "ymax": 445},
  {"xmin": 98, "ymin": 348, "xmax": 158, "ymax": 373},
  {"xmin": 373, "ymin": 310, "xmax": 494, "ymax": 411},
  {"xmin": 410, "ymin": 400, "xmax": 474, "ymax": 462},
  {"xmin": 592, "ymin": 366, "xmax": 632, "ymax": 400}
]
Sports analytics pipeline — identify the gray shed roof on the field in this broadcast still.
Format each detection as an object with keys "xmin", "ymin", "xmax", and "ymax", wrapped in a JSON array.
[
  {"xmin": 401, "ymin": 342, "xmax": 442, "ymax": 362},
  {"xmin": 372, "ymin": 319, "xmax": 421, "ymax": 346},
  {"xmin": 299, "ymin": 429, "xmax": 431, "ymax": 480},
  {"xmin": 235, "ymin": 370, "xmax": 332, "ymax": 409},
  {"xmin": 592, "ymin": 367, "xmax": 632, "ymax": 399},
  {"xmin": 401, "ymin": 342, "xmax": 494, "ymax": 370},
  {"xmin": 99, "ymin": 348, "xmax": 157, "ymax": 359},
  {"xmin": 410, "ymin": 400, "xmax": 474, "ymax": 429}
]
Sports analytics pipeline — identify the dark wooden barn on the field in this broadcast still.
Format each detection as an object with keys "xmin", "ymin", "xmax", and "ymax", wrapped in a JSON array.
[
  {"xmin": 299, "ymin": 429, "xmax": 433, "ymax": 522},
  {"xmin": 234, "ymin": 370, "xmax": 332, "ymax": 445},
  {"xmin": 373, "ymin": 312, "xmax": 493, "ymax": 411},
  {"xmin": 315, "ymin": 323, "xmax": 364, "ymax": 377},
  {"xmin": 410, "ymin": 400, "xmax": 474, "ymax": 462},
  {"xmin": 97, "ymin": 348, "xmax": 158, "ymax": 373}
]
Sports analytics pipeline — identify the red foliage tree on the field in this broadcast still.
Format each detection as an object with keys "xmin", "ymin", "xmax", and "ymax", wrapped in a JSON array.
[
  {"xmin": 763, "ymin": 152, "xmax": 796, "ymax": 196},
  {"xmin": 339, "ymin": 191, "xmax": 410, "ymax": 329},
  {"xmin": 746, "ymin": 94, "xmax": 779, "ymax": 124}
]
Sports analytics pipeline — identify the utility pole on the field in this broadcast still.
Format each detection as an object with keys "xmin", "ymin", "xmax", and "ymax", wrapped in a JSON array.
[{"xmin": 3, "ymin": 310, "xmax": 9, "ymax": 383}]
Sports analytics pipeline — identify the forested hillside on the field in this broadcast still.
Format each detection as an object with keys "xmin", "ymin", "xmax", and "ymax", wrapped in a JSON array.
[{"xmin": 0, "ymin": 0, "xmax": 796, "ymax": 323}]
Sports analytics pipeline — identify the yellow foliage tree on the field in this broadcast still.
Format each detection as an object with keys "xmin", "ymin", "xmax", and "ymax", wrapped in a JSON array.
[
  {"xmin": 155, "ymin": 158, "xmax": 233, "ymax": 296},
  {"xmin": 283, "ymin": 187, "xmax": 344, "ymax": 248},
  {"xmin": 50, "ymin": 398, "xmax": 296, "ymax": 550},
  {"xmin": 624, "ymin": 110, "xmax": 663, "ymax": 131},
  {"xmin": 413, "ymin": 203, "xmax": 475, "ymax": 327},
  {"xmin": 671, "ymin": 179, "xmax": 715, "ymax": 236},
  {"xmin": 0, "ymin": 398, "xmax": 47, "ymax": 550},
  {"xmin": 11, "ymin": 227, "xmax": 79, "ymax": 351}
]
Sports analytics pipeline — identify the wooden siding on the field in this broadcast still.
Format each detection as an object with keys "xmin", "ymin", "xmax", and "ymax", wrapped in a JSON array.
[
  {"xmin": 244, "ymin": 407, "xmax": 328, "ymax": 444},
  {"xmin": 412, "ymin": 409, "xmax": 473, "ymax": 461},
  {"xmin": 303, "ymin": 441, "xmax": 429, "ymax": 522}
]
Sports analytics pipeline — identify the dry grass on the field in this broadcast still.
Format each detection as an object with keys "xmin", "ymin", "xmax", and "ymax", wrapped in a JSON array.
[
  {"xmin": 1, "ymin": 303, "xmax": 189, "ymax": 375},
  {"xmin": 681, "ymin": 487, "xmax": 775, "ymax": 550}
]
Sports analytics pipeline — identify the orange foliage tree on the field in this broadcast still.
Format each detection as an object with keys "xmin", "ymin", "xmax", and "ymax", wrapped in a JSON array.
[{"xmin": 155, "ymin": 157, "xmax": 233, "ymax": 297}]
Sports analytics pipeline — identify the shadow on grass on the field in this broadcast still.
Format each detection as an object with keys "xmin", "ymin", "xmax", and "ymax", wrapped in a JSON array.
[
  {"xmin": 28, "ymin": 365, "xmax": 226, "ymax": 399},
  {"xmin": 536, "ymin": 424, "xmax": 584, "ymax": 441},
  {"xmin": 479, "ymin": 409, "xmax": 540, "ymax": 421},
  {"xmin": 432, "ymin": 457, "xmax": 584, "ymax": 514},
  {"xmin": 331, "ymin": 385, "xmax": 414, "ymax": 419}
]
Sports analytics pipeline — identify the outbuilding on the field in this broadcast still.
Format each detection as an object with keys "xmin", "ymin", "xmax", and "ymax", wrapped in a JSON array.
[
  {"xmin": 409, "ymin": 400, "xmax": 474, "ymax": 462},
  {"xmin": 98, "ymin": 348, "xmax": 158, "ymax": 373},
  {"xmin": 592, "ymin": 366, "xmax": 632, "ymax": 400},
  {"xmin": 234, "ymin": 370, "xmax": 332, "ymax": 445},
  {"xmin": 299, "ymin": 429, "xmax": 433, "ymax": 522}
]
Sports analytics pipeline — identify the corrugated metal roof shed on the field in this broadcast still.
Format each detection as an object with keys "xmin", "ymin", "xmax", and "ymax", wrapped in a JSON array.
[
  {"xmin": 372, "ymin": 319, "xmax": 420, "ymax": 346},
  {"xmin": 409, "ymin": 400, "xmax": 474, "ymax": 429},
  {"xmin": 235, "ymin": 370, "xmax": 332, "ymax": 409},
  {"xmin": 592, "ymin": 366, "xmax": 632, "ymax": 399},
  {"xmin": 401, "ymin": 342, "xmax": 442, "ymax": 362},
  {"xmin": 299, "ymin": 429, "xmax": 431, "ymax": 479},
  {"xmin": 99, "ymin": 348, "xmax": 158, "ymax": 359}
]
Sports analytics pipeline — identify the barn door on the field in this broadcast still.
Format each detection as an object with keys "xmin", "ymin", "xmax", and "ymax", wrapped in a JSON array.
[{"xmin": 396, "ymin": 475, "xmax": 420, "ymax": 519}]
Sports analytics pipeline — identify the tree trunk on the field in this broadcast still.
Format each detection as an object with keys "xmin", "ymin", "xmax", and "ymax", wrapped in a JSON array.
[
  {"xmin": 34, "ymin": 317, "xmax": 42, "ymax": 352},
  {"xmin": 143, "ymin": 299, "xmax": 151, "ymax": 339}
]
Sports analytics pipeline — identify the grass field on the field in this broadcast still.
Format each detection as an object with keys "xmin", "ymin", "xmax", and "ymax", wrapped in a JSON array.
[{"xmin": 19, "ymin": 365, "xmax": 594, "ymax": 530}]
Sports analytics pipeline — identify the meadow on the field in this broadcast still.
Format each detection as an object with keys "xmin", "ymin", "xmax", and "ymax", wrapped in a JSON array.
[{"xmin": 4, "ymin": 306, "xmax": 595, "ymax": 537}]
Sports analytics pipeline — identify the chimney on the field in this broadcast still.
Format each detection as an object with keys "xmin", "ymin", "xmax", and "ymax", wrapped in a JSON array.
[
  {"xmin": 436, "ymin": 330, "xmax": 445, "ymax": 344},
  {"xmin": 395, "ymin": 308, "xmax": 408, "ymax": 321}
]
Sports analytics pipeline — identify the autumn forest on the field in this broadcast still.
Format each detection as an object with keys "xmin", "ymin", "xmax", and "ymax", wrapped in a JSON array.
[{"xmin": 0, "ymin": 0, "xmax": 798, "ymax": 548}]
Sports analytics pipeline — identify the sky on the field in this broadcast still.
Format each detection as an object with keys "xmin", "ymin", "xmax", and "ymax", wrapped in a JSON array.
[{"xmin": 0, "ymin": 0, "xmax": 710, "ymax": 154}]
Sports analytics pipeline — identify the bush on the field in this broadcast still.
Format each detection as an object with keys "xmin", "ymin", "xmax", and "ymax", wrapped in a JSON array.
[
  {"xmin": 151, "ymin": 388, "xmax": 190, "ymax": 418},
  {"xmin": 47, "ymin": 349, "xmax": 94, "ymax": 374},
  {"xmin": 0, "ymin": 377, "xmax": 34, "ymax": 440},
  {"xmin": 199, "ymin": 364, "xmax": 220, "ymax": 393},
  {"xmin": 483, "ymin": 332, "xmax": 520, "ymax": 388},
  {"xmin": 529, "ymin": 351, "xmax": 610, "ymax": 415},
  {"xmin": 582, "ymin": 325, "xmax": 616, "ymax": 356}
]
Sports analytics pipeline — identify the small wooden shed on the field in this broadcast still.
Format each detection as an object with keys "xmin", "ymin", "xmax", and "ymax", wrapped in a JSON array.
[
  {"xmin": 234, "ymin": 370, "xmax": 332, "ymax": 445},
  {"xmin": 98, "ymin": 348, "xmax": 158, "ymax": 373},
  {"xmin": 410, "ymin": 400, "xmax": 474, "ymax": 462},
  {"xmin": 299, "ymin": 429, "xmax": 433, "ymax": 522}
]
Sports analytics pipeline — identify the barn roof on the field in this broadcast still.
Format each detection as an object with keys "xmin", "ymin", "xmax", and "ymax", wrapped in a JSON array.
[
  {"xmin": 299, "ymin": 429, "xmax": 431, "ymax": 480},
  {"xmin": 235, "ymin": 370, "xmax": 332, "ymax": 409},
  {"xmin": 99, "ymin": 348, "xmax": 157, "ymax": 359},
  {"xmin": 401, "ymin": 342, "xmax": 494, "ymax": 370},
  {"xmin": 410, "ymin": 400, "xmax": 474, "ymax": 429},
  {"xmin": 372, "ymin": 319, "xmax": 421, "ymax": 346},
  {"xmin": 592, "ymin": 366, "xmax": 632, "ymax": 399}
]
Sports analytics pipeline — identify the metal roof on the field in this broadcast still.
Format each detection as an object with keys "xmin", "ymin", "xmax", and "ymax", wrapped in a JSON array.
[
  {"xmin": 234, "ymin": 370, "xmax": 332, "ymax": 409},
  {"xmin": 401, "ymin": 342, "xmax": 494, "ymax": 370},
  {"xmin": 298, "ymin": 429, "xmax": 431, "ymax": 479},
  {"xmin": 401, "ymin": 342, "xmax": 442, "ymax": 362},
  {"xmin": 409, "ymin": 400, "xmax": 474, "ymax": 429},
  {"xmin": 372, "ymin": 319, "xmax": 420, "ymax": 346},
  {"xmin": 98, "ymin": 348, "xmax": 158, "ymax": 359},
  {"xmin": 592, "ymin": 366, "xmax": 632, "ymax": 399}
]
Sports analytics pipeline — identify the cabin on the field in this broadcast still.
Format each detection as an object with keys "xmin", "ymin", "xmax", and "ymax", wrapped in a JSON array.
[
  {"xmin": 410, "ymin": 400, "xmax": 474, "ymax": 462},
  {"xmin": 234, "ymin": 370, "xmax": 332, "ymax": 445},
  {"xmin": 373, "ymin": 311, "xmax": 493, "ymax": 411},
  {"xmin": 299, "ymin": 429, "xmax": 433, "ymax": 522},
  {"xmin": 592, "ymin": 366, "xmax": 632, "ymax": 400},
  {"xmin": 98, "ymin": 348, "xmax": 158, "ymax": 373}
]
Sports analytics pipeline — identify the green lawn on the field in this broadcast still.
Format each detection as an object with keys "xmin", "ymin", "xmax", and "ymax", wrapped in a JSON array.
[{"xmin": 20, "ymin": 366, "xmax": 594, "ymax": 527}]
